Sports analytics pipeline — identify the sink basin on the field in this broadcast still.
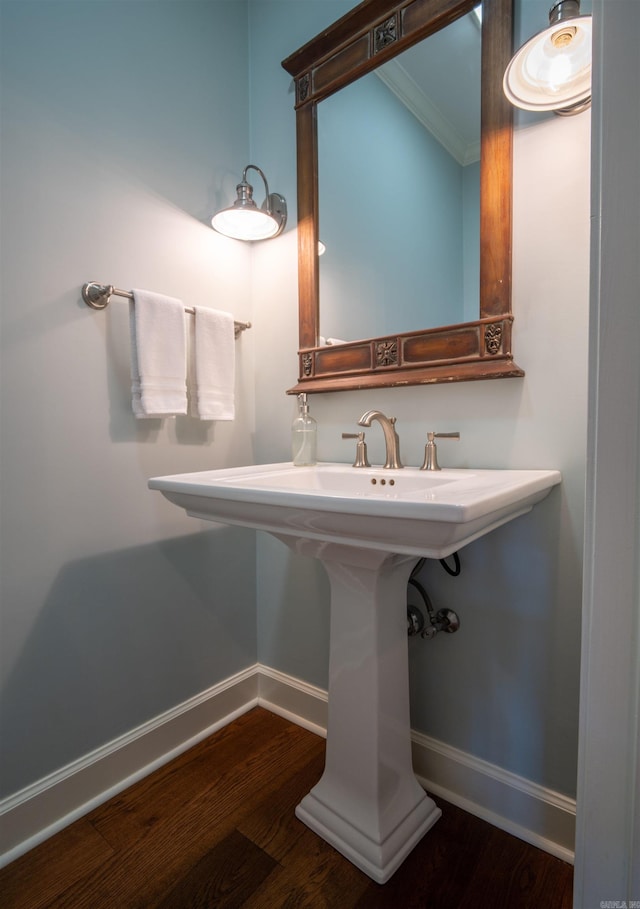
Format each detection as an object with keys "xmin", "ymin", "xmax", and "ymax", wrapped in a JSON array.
[
  {"xmin": 148, "ymin": 459, "xmax": 561, "ymax": 882},
  {"xmin": 148, "ymin": 461, "xmax": 561, "ymax": 559}
]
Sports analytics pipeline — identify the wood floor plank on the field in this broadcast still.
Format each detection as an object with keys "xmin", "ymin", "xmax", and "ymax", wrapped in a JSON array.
[
  {"xmin": 153, "ymin": 830, "xmax": 278, "ymax": 909},
  {"xmin": 456, "ymin": 825, "xmax": 574, "ymax": 909},
  {"xmin": 88, "ymin": 708, "xmax": 291, "ymax": 852},
  {"xmin": 0, "ymin": 819, "xmax": 114, "ymax": 909},
  {"xmin": 237, "ymin": 742, "xmax": 326, "ymax": 862},
  {"xmin": 0, "ymin": 709, "xmax": 573, "ymax": 909},
  {"xmin": 241, "ymin": 834, "xmax": 372, "ymax": 909},
  {"xmin": 44, "ymin": 717, "xmax": 322, "ymax": 908}
]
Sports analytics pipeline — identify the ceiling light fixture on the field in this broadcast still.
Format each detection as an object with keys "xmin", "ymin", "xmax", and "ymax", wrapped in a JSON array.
[
  {"xmin": 503, "ymin": 0, "xmax": 592, "ymax": 115},
  {"xmin": 211, "ymin": 164, "xmax": 287, "ymax": 240}
]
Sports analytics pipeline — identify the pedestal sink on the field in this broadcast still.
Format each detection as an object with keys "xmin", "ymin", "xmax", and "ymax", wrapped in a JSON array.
[{"xmin": 149, "ymin": 462, "xmax": 560, "ymax": 882}]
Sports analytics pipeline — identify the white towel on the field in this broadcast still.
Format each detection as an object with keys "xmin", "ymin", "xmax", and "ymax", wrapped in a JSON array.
[
  {"xmin": 130, "ymin": 290, "xmax": 187, "ymax": 418},
  {"xmin": 192, "ymin": 307, "xmax": 235, "ymax": 420},
  {"xmin": 319, "ymin": 337, "xmax": 348, "ymax": 346}
]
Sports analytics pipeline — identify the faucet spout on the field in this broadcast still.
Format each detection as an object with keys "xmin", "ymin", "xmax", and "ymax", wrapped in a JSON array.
[{"xmin": 357, "ymin": 410, "xmax": 403, "ymax": 469}]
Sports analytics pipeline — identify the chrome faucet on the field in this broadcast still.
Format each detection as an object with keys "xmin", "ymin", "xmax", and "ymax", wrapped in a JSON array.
[{"xmin": 357, "ymin": 410, "xmax": 403, "ymax": 469}]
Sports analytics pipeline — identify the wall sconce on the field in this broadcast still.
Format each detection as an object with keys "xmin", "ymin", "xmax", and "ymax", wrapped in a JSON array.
[
  {"xmin": 211, "ymin": 164, "xmax": 287, "ymax": 240},
  {"xmin": 503, "ymin": 0, "xmax": 592, "ymax": 115}
]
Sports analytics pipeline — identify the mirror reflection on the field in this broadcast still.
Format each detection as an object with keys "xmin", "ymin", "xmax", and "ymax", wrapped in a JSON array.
[
  {"xmin": 282, "ymin": 0, "xmax": 519, "ymax": 392},
  {"xmin": 318, "ymin": 10, "xmax": 482, "ymax": 344}
]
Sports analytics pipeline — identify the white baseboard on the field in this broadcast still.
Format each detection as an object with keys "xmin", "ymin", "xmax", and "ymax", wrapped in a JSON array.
[
  {"xmin": 0, "ymin": 667, "xmax": 260, "ymax": 868},
  {"xmin": 256, "ymin": 665, "xmax": 328, "ymax": 738},
  {"xmin": 0, "ymin": 664, "xmax": 575, "ymax": 868},
  {"xmin": 410, "ymin": 731, "xmax": 576, "ymax": 864}
]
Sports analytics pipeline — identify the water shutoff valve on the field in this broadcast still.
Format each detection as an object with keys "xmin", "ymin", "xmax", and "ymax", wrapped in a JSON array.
[{"xmin": 407, "ymin": 604, "xmax": 460, "ymax": 639}]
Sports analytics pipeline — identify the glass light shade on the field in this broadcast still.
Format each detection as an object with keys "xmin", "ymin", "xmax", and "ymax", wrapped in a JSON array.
[
  {"xmin": 211, "ymin": 205, "xmax": 280, "ymax": 241},
  {"xmin": 211, "ymin": 166, "xmax": 287, "ymax": 241},
  {"xmin": 504, "ymin": 15, "xmax": 591, "ymax": 112}
]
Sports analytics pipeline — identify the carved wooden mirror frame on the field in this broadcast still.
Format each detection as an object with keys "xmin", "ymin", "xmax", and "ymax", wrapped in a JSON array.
[{"xmin": 282, "ymin": 0, "xmax": 522, "ymax": 394}]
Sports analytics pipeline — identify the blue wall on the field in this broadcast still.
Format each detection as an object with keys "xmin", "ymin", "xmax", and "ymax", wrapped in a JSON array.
[
  {"xmin": 0, "ymin": 0, "xmax": 257, "ymax": 798},
  {"xmin": 319, "ymin": 72, "xmax": 465, "ymax": 338}
]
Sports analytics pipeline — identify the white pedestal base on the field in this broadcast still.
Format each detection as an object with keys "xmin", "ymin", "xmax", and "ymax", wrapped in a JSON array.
[
  {"xmin": 277, "ymin": 538, "xmax": 441, "ymax": 884},
  {"xmin": 296, "ymin": 780, "xmax": 441, "ymax": 885}
]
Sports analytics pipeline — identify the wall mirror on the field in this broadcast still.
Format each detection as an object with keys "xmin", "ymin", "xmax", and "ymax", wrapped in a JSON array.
[{"xmin": 282, "ymin": 0, "xmax": 523, "ymax": 393}]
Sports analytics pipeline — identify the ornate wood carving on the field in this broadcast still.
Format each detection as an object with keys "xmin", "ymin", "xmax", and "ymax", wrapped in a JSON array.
[
  {"xmin": 374, "ymin": 15, "xmax": 398, "ymax": 53},
  {"xmin": 297, "ymin": 73, "xmax": 310, "ymax": 104},
  {"xmin": 484, "ymin": 323, "xmax": 503, "ymax": 354},
  {"xmin": 376, "ymin": 340, "xmax": 399, "ymax": 367}
]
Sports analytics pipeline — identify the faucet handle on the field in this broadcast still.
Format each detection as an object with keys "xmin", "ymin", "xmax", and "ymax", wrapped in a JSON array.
[
  {"xmin": 342, "ymin": 432, "xmax": 371, "ymax": 468},
  {"xmin": 421, "ymin": 431, "xmax": 460, "ymax": 471}
]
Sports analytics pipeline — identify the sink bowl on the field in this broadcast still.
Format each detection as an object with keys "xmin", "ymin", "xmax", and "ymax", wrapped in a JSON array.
[{"xmin": 149, "ymin": 461, "xmax": 561, "ymax": 559}]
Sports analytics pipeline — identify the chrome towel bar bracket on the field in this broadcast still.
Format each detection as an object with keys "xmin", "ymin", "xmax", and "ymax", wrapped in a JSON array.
[{"xmin": 81, "ymin": 282, "xmax": 251, "ymax": 338}]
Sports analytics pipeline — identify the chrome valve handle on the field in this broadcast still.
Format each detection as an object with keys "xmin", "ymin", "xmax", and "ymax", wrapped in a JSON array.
[
  {"xmin": 342, "ymin": 432, "xmax": 371, "ymax": 468},
  {"xmin": 420, "ymin": 431, "xmax": 460, "ymax": 471}
]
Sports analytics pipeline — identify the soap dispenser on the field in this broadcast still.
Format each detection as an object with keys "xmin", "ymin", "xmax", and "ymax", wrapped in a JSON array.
[{"xmin": 291, "ymin": 393, "xmax": 317, "ymax": 466}]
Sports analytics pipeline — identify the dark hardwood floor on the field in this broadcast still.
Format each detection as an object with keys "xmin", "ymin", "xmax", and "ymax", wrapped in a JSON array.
[{"xmin": 0, "ymin": 708, "xmax": 573, "ymax": 908}]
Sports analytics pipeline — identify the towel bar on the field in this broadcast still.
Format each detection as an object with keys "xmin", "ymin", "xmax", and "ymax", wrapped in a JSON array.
[{"xmin": 82, "ymin": 282, "xmax": 251, "ymax": 338}]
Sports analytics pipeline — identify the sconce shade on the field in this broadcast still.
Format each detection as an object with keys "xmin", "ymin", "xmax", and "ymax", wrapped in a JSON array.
[
  {"xmin": 504, "ymin": 0, "xmax": 591, "ymax": 114},
  {"xmin": 212, "ymin": 165, "xmax": 287, "ymax": 241}
]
